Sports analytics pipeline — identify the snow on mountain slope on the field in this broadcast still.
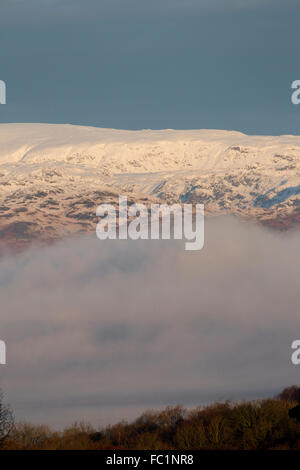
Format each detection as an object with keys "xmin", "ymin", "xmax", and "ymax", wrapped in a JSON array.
[{"xmin": 1, "ymin": 123, "xmax": 300, "ymax": 246}]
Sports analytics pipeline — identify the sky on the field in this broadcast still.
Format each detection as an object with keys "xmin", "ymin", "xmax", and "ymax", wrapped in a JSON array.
[
  {"xmin": 0, "ymin": 0, "xmax": 300, "ymax": 134},
  {"xmin": 1, "ymin": 217, "xmax": 300, "ymax": 428}
]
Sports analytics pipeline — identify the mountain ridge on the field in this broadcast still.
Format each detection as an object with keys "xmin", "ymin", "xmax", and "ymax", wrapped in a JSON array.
[{"xmin": 1, "ymin": 123, "xmax": 300, "ymax": 248}]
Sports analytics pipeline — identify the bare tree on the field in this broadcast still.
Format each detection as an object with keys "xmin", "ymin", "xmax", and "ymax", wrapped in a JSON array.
[
  {"xmin": 278, "ymin": 385, "xmax": 300, "ymax": 403},
  {"xmin": 0, "ymin": 389, "xmax": 14, "ymax": 444}
]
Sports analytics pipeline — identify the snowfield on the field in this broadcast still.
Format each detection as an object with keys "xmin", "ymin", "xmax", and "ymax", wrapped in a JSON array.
[{"xmin": 1, "ymin": 123, "xmax": 300, "ymax": 245}]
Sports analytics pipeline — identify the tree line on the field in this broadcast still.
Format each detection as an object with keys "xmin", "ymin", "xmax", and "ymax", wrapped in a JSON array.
[{"xmin": 1, "ymin": 386, "xmax": 300, "ymax": 450}]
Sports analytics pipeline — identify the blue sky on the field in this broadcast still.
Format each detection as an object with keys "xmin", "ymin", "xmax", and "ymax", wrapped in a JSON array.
[{"xmin": 0, "ymin": 0, "xmax": 299, "ymax": 134}]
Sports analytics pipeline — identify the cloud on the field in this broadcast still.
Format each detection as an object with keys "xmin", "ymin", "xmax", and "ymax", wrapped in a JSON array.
[{"xmin": 0, "ymin": 216, "xmax": 300, "ymax": 427}]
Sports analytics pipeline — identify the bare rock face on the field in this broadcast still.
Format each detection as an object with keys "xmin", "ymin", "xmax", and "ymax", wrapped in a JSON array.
[{"xmin": 1, "ymin": 123, "xmax": 300, "ymax": 247}]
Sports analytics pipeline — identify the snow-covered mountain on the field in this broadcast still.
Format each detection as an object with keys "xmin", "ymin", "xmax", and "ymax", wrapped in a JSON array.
[{"xmin": 1, "ymin": 123, "xmax": 300, "ymax": 246}]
